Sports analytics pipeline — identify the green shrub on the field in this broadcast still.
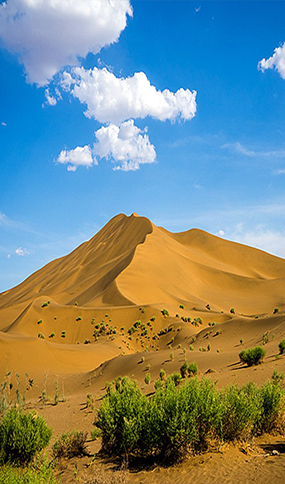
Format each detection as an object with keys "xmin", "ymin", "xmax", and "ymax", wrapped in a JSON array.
[
  {"xmin": 278, "ymin": 339, "xmax": 285, "ymax": 354},
  {"xmin": 49, "ymin": 333, "xmax": 55, "ymax": 338},
  {"xmin": 239, "ymin": 346, "xmax": 266, "ymax": 366},
  {"xmin": 230, "ymin": 308, "xmax": 235, "ymax": 314},
  {"xmin": 37, "ymin": 333, "xmax": 45, "ymax": 339},
  {"xmin": 159, "ymin": 369, "xmax": 166, "ymax": 380},
  {"xmin": 188, "ymin": 363, "xmax": 198, "ymax": 377},
  {"xmin": 161, "ymin": 309, "xmax": 169, "ymax": 317},
  {"xmin": 0, "ymin": 409, "xmax": 52, "ymax": 465},
  {"xmin": 145, "ymin": 373, "xmax": 151, "ymax": 385},
  {"xmin": 52, "ymin": 431, "xmax": 87, "ymax": 458},
  {"xmin": 179, "ymin": 304, "xmax": 184, "ymax": 310},
  {"xmin": 273, "ymin": 307, "xmax": 279, "ymax": 314},
  {"xmin": 258, "ymin": 380, "xmax": 285, "ymax": 432}
]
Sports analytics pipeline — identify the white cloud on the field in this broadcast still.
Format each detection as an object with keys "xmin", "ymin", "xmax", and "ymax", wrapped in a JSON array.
[
  {"xmin": 1, "ymin": 122, "xmax": 7, "ymax": 127},
  {"xmin": 217, "ymin": 229, "xmax": 225, "ymax": 236},
  {"xmin": 229, "ymin": 228, "xmax": 285, "ymax": 259},
  {"xmin": 44, "ymin": 88, "xmax": 62, "ymax": 106},
  {"xmin": 15, "ymin": 247, "xmax": 30, "ymax": 256},
  {"xmin": 0, "ymin": 0, "xmax": 132, "ymax": 85},
  {"xmin": 274, "ymin": 168, "xmax": 285, "ymax": 175},
  {"xmin": 222, "ymin": 142, "xmax": 285, "ymax": 158},
  {"xmin": 258, "ymin": 42, "xmax": 285, "ymax": 80},
  {"xmin": 57, "ymin": 145, "xmax": 95, "ymax": 172},
  {"xmin": 93, "ymin": 120, "xmax": 156, "ymax": 171},
  {"xmin": 61, "ymin": 67, "xmax": 197, "ymax": 124},
  {"xmin": 7, "ymin": 254, "xmax": 11, "ymax": 259}
]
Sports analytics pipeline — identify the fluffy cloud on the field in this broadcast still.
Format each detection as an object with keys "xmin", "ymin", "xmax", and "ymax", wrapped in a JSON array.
[
  {"xmin": 258, "ymin": 42, "xmax": 285, "ymax": 79},
  {"xmin": 57, "ymin": 145, "xmax": 95, "ymax": 171},
  {"xmin": 0, "ymin": 0, "xmax": 132, "ymax": 85},
  {"xmin": 15, "ymin": 247, "xmax": 30, "ymax": 256},
  {"xmin": 61, "ymin": 67, "xmax": 197, "ymax": 124},
  {"xmin": 93, "ymin": 120, "xmax": 156, "ymax": 171}
]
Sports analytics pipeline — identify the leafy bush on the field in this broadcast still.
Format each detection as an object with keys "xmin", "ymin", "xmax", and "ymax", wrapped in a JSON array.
[
  {"xmin": 239, "ymin": 346, "xmax": 266, "ymax": 366},
  {"xmin": 278, "ymin": 339, "xmax": 285, "ymax": 354},
  {"xmin": 230, "ymin": 308, "xmax": 235, "ymax": 314},
  {"xmin": 273, "ymin": 307, "xmax": 279, "ymax": 314},
  {"xmin": 179, "ymin": 304, "xmax": 184, "ymax": 310},
  {"xmin": 161, "ymin": 309, "xmax": 169, "ymax": 317},
  {"xmin": 0, "ymin": 409, "xmax": 52, "ymax": 465},
  {"xmin": 96, "ymin": 378, "xmax": 147, "ymax": 456},
  {"xmin": 52, "ymin": 431, "xmax": 87, "ymax": 458},
  {"xmin": 90, "ymin": 428, "xmax": 102, "ymax": 441},
  {"xmin": 144, "ymin": 373, "xmax": 151, "ymax": 385}
]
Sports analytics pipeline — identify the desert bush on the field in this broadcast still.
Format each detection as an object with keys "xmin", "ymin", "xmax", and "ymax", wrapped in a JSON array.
[
  {"xmin": 37, "ymin": 333, "xmax": 45, "ymax": 339},
  {"xmin": 273, "ymin": 307, "xmax": 279, "ymax": 314},
  {"xmin": 239, "ymin": 346, "xmax": 266, "ymax": 366},
  {"xmin": 96, "ymin": 375, "xmax": 285, "ymax": 465},
  {"xmin": 278, "ymin": 339, "xmax": 285, "ymax": 354},
  {"xmin": 0, "ymin": 409, "xmax": 52, "ymax": 465},
  {"xmin": 179, "ymin": 304, "xmax": 184, "ymax": 310},
  {"xmin": 230, "ymin": 308, "xmax": 235, "ymax": 314},
  {"xmin": 52, "ymin": 431, "xmax": 88, "ymax": 459}
]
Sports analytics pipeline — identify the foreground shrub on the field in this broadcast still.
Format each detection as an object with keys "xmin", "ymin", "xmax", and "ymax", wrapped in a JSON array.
[
  {"xmin": 239, "ymin": 346, "xmax": 266, "ymax": 366},
  {"xmin": 0, "ymin": 409, "xmax": 52, "ymax": 465},
  {"xmin": 52, "ymin": 431, "xmax": 88, "ymax": 458},
  {"xmin": 188, "ymin": 363, "xmax": 198, "ymax": 377},
  {"xmin": 278, "ymin": 339, "xmax": 285, "ymax": 354},
  {"xmin": 96, "ymin": 374, "xmax": 285, "ymax": 464}
]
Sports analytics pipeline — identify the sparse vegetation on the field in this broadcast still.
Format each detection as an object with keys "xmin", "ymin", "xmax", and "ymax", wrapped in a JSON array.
[
  {"xmin": 230, "ymin": 308, "xmax": 235, "ymax": 314},
  {"xmin": 273, "ymin": 307, "xmax": 279, "ymax": 314},
  {"xmin": 144, "ymin": 373, "xmax": 151, "ymax": 385},
  {"xmin": 278, "ymin": 339, "xmax": 285, "ymax": 354},
  {"xmin": 179, "ymin": 304, "xmax": 184, "ymax": 309},
  {"xmin": 52, "ymin": 431, "xmax": 88, "ymax": 459},
  {"xmin": 161, "ymin": 309, "xmax": 169, "ymax": 317}
]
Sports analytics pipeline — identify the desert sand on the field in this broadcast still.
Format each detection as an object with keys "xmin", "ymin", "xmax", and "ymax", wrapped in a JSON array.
[{"xmin": 1, "ymin": 212, "xmax": 285, "ymax": 482}]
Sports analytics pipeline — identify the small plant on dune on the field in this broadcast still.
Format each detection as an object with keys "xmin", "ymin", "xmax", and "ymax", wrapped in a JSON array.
[
  {"xmin": 207, "ymin": 343, "xmax": 211, "ymax": 352},
  {"xmin": 272, "ymin": 369, "xmax": 284, "ymax": 385},
  {"xmin": 150, "ymin": 316, "xmax": 156, "ymax": 322},
  {"xmin": 84, "ymin": 339, "xmax": 91, "ymax": 344},
  {"xmin": 170, "ymin": 352, "xmax": 174, "ymax": 360},
  {"xmin": 278, "ymin": 339, "xmax": 285, "ymax": 354},
  {"xmin": 180, "ymin": 362, "xmax": 188, "ymax": 379},
  {"xmin": 37, "ymin": 332, "xmax": 45, "ymax": 339},
  {"xmin": 146, "ymin": 363, "xmax": 151, "ymax": 371},
  {"xmin": 189, "ymin": 345, "xmax": 194, "ymax": 351},
  {"xmin": 145, "ymin": 373, "xmax": 151, "ymax": 385},
  {"xmin": 52, "ymin": 431, "xmax": 88, "ymax": 459},
  {"xmin": 76, "ymin": 316, "xmax": 82, "ymax": 322},
  {"xmin": 179, "ymin": 304, "xmax": 184, "ymax": 310},
  {"xmin": 273, "ymin": 307, "xmax": 279, "ymax": 314},
  {"xmin": 37, "ymin": 319, "xmax": 43, "ymax": 325},
  {"xmin": 54, "ymin": 380, "xmax": 59, "ymax": 406},
  {"xmin": 263, "ymin": 332, "xmax": 269, "ymax": 345},
  {"xmin": 159, "ymin": 369, "xmax": 166, "ymax": 381},
  {"xmin": 176, "ymin": 313, "xmax": 179, "ymax": 318},
  {"xmin": 0, "ymin": 409, "xmax": 52, "ymax": 465},
  {"xmin": 49, "ymin": 332, "xmax": 55, "ymax": 338},
  {"xmin": 61, "ymin": 331, "xmax": 66, "ymax": 338},
  {"xmin": 86, "ymin": 394, "xmax": 95, "ymax": 411},
  {"xmin": 230, "ymin": 308, "xmax": 235, "ymax": 314},
  {"xmin": 188, "ymin": 363, "xmax": 198, "ymax": 377},
  {"xmin": 161, "ymin": 309, "xmax": 169, "ymax": 317},
  {"xmin": 74, "ymin": 302, "xmax": 78, "ymax": 306},
  {"xmin": 41, "ymin": 302, "xmax": 49, "ymax": 308},
  {"xmin": 240, "ymin": 338, "xmax": 244, "ymax": 345},
  {"xmin": 239, "ymin": 346, "xmax": 266, "ymax": 366}
]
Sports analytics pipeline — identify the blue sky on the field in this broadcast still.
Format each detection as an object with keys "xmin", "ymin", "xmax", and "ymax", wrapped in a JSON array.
[{"xmin": 1, "ymin": 0, "xmax": 285, "ymax": 292}]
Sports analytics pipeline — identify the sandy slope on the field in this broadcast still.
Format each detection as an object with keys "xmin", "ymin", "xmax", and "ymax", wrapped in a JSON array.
[{"xmin": 1, "ymin": 213, "xmax": 285, "ymax": 482}]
